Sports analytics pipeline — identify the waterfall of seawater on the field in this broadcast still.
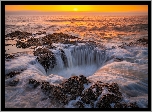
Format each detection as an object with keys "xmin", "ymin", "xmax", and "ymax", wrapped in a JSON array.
[{"xmin": 47, "ymin": 45, "xmax": 107, "ymax": 77}]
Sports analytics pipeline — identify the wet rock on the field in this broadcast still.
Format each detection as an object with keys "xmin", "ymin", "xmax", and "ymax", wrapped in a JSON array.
[
  {"xmin": 41, "ymin": 81, "xmax": 53, "ymax": 95},
  {"xmin": 5, "ymin": 54, "xmax": 15, "ymax": 59},
  {"xmin": 128, "ymin": 102, "xmax": 139, "ymax": 108},
  {"xmin": 114, "ymin": 103, "xmax": 128, "ymax": 108},
  {"xmin": 61, "ymin": 75, "xmax": 88, "ymax": 98},
  {"xmin": 16, "ymin": 41, "xmax": 29, "ymax": 48},
  {"xmin": 26, "ymin": 38, "xmax": 41, "ymax": 46},
  {"xmin": 34, "ymin": 48, "xmax": 56, "ymax": 72},
  {"xmin": 51, "ymin": 86, "xmax": 68, "ymax": 104},
  {"xmin": 5, "ymin": 71, "xmax": 21, "ymax": 79},
  {"xmin": 79, "ymin": 75, "xmax": 90, "ymax": 84},
  {"xmin": 29, "ymin": 79, "xmax": 40, "ymax": 88},
  {"xmin": 114, "ymin": 102, "xmax": 139, "ymax": 108},
  {"xmin": 74, "ymin": 101, "xmax": 84, "ymax": 108},
  {"xmin": 41, "ymin": 32, "xmax": 78, "ymax": 45},
  {"xmin": 137, "ymin": 38, "xmax": 148, "ymax": 44},
  {"xmin": 89, "ymin": 82, "xmax": 103, "ymax": 97},
  {"xmin": 5, "ymin": 44, "xmax": 12, "ymax": 46},
  {"xmin": 5, "ymin": 31, "xmax": 32, "ymax": 39},
  {"xmin": 60, "ymin": 49, "xmax": 68, "ymax": 67},
  {"xmin": 81, "ymin": 88, "xmax": 97, "ymax": 104},
  {"xmin": 96, "ymin": 94, "xmax": 122, "ymax": 108},
  {"xmin": 9, "ymin": 78, "xmax": 19, "ymax": 86}
]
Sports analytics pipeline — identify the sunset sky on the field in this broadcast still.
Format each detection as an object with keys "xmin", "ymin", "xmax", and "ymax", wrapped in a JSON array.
[{"xmin": 5, "ymin": 5, "xmax": 148, "ymax": 15}]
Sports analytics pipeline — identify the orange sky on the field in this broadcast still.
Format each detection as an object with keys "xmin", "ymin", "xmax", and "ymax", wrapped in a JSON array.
[{"xmin": 5, "ymin": 5, "xmax": 148, "ymax": 13}]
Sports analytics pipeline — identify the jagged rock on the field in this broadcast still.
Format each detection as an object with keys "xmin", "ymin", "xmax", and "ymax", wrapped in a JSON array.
[
  {"xmin": 128, "ymin": 102, "xmax": 139, "ymax": 108},
  {"xmin": 114, "ymin": 102, "xmax": 139, "ymax": 108},
  {"xmin": 9, "ymin": 78, "xmax": 19, "ymax": 86},
  {"xmin": 41, "ymin": 81, "xmax": 52, "ymax": 95},
  {"xmin": 5, "ymin": 31, "xmax": 32, "ymax": 39},
  {"xmin": 16, "ymin": 41, "xmax": 29, "ymax": 48},
  {"xmin": 74, "ymin": 101, "xmax": 84, "ymax": 108},
  {"xmin": 5, "ymin": 54, "xmax": 15, "ymax": 59},
  {"xmin": 5, "ymin": 71, "xmax": 21, "ymax": 79},
  {"xmin": 96, "ymin": 94, "xmax": 122, "ymax": 108},
  {"xmin": 89, "ymin": 82, "xmax": 103, "ymax": 97},
  {"xmin": 52, "ymin": 86, "xmax": 68, "ymax": 104},
  {"xmin": 61, "ymin": 75, "xmax": 89, "ymax": 97},
  {"xmin": 60, "ymin": 49, "xmax": 68, "ymax": 67},
  {"xmin": 137, "ymin": 38, "xmax": 148, "ymax": 44},
  {"xmin": 34, "ymin": 48, "xmax": 56, "ymax": 71},
  {"xmin": 41, "ymin": 32, "xmax": 78, "ymax": 45},
  {"xmin": 79, "ymin": 75, "xmax": 90, "ymax": 84},
  {"xmin": 81, "ymin": 88, "xmax": 97, "ymax": 104},
  {"xmin": 29, "ymin": 79, "xmax": 40, "ymax": 88},
  {"xmin": 114, "ymin": 103, "xmax": 128, "ymax": 108}
]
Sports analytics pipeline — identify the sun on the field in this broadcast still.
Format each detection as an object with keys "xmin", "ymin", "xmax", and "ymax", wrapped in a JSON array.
[{"xmin": 73, "ymin": 8, "xmax": 78, "ymax": 11}]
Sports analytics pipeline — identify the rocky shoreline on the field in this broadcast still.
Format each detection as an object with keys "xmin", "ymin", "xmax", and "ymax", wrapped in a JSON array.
[
  {"xmin": 5, "ymin": 31, "xmax": 148, "ymax": 108},
  {"xmin": 5, "ymin": 73, "xmax": 139, "ymax": 108}
]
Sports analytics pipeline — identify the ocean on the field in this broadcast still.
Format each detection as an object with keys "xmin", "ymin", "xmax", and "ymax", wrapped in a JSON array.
[{"xmin": 5, "ymin": 14, "xmax": 148, "ymax": 108}]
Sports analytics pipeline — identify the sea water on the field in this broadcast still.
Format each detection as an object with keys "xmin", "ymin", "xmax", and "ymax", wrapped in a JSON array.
[{"xmin": 5, "ymin": 14, "xmax": 148, "ymax": 108}]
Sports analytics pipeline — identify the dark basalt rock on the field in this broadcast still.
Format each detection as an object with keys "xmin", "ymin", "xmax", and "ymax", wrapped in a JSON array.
[
  {"xmin": 128, "ymin": 102, "xmax": 139, "ymax": 108},
  {"xmin": 5, "ymin": 54, "xmax": 15, "ymax": 59},
  {"xmin": 16, "ymin": 41, "xmax": 29, "ymax": 48},
  {"xmin": 108, "ymin": 83, "xmax": 122, "ymax": 95},
  {"xmin": 9, "ymin": 78, "xmax": 19, "ymax": 86},
  {"xmin": 16, "ymin": 38, "xmax": 41, "ymax": 49},
  {"xmin": 61, "ymin": 75, "xmax": 89, "ymax": 97},
  {"xmin": 114, "ymin": 102, "xmax": 139, "ymax": 108},
  {"xmin": 29, "ymin": 79, "xmax": 40, "ymax": 88},
  {"xmin": 5, "ymin": 71, "xmax": 21, "ymax": 79},
  {"xmin": 41, "ymin": 32, "xmax": 78, "ymax": 45},
  {"xmin": 74, "ymin": 101, "xmax": 84, "ymax": 108},
  {"xmin": 40, "ymin": 80, "xmax": 68, "ymax": 104},
  {"xmin": 89, "ymin": 82, "xmax": 103, "ymax": 97},
  {"xmin": 52, "ymin": 86, "xmax": 68, "ymax": 104},
  {"xmin": 79, "ymin": 75, "xmax": 90, "ymax": 84},
  {"xmin": 96, "ymin": 94, "xmax": 122, "ymax": 108},
  {"xmin": 81, "ymin": 88, "xmax": 97, "ymax": 104},
  {"xmin": 5, "ymin": 31, "xmax": 32, "ymax": 39},
  {"xmin": 114, "ymin": 103, "xmax": 128, "ymax": 108},
  {"xmin": 60, "ymin": 49, "xmax": 68, "ymax": 68},
  {"xmin": 137, "ymin": 38, "xmax": 148, "ymax": 44},
  {"xmin": 41, "ymin": 81, "xmax": 52, "ymax": 94},
  {"xmin": 25, "ymin": 75, "xmax": 139, "ymax": 108},
  {"xmin": 34, "ymin": 48, "xmax": 56, "ymax": 72}
]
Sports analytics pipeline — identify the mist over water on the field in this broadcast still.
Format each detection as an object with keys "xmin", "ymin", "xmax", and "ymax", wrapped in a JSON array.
[{"xmin": 5, "ymin": 14, "xmax": 148, "ymax": 108}]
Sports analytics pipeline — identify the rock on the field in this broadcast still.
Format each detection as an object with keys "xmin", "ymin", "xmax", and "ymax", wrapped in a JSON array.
[
  {"xmin": 41, "ymin": 32, "xmax": 78, "ymax": 45},
  {"xmin": 96, "ymin": 94, "xmax": 122, "ymax": 108},
  {"xmin": 5, "ymin": 54, "xmax": 15, "ymax": 59},
  {"xmin": 81, "ymin": 88, "xmax": 97, "ymax": 104},
  {"xmin": 74, "ymin": 101, "xmax": 84, "ymax": 108},
  {"xmin": 128, "ymin": 102, "xmax": 139, "ymax": 108},
  {"xmin": 6, "ymin": 31, "xmax": 32, "ymax": 39},
  {"xmin": 9, "ymin": 78, "xmax": 19, "ymax": 86},
  {"xmin": 114, "ymin": 102, "xmax": 139, "ymax": 108},
  {"xmin": 137, "ymin": 38, "xmax": 148, "ymax": 44},
  {"xmin": 79, "ymin": 75, "xmax": 90, "ymax": 84},
  {"xmin": 89, "ymin": 82, "xmax": 103, "ymax": 97},
  {"xmin": 16, "ymin": 41, "xmax": 29, "ymax": 48},
  {"xmin": 114, "ymin": 103, "xmax": 128, "ymax": 108},
  {"xmin": 51, "ymin": 86, "xmax": 68, "ymax": 104},
  {"xmin": 29, "ymin": 79, "xmax": 40, "ymax": 88},
  {"xmin": 60, "ymin": 49, "xmax": 68, "ymax": 67},
  {"xmin": 5, "ymin": 71, "xmax": 21, "ymax": 79},
  {"xmin": 41, "ymin": 81, "xmax": 52, "ymax": 95},
  {"xmin": 61, "ymin": 76, "xmax": 85, "ymax": 97},
  {"xmin": 5, "ymin": 31, "xmax": 32, "ymax": 39},
  {"xmin": 34, "ymin": 48, "xmax": 56, "ymax": 72}
]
